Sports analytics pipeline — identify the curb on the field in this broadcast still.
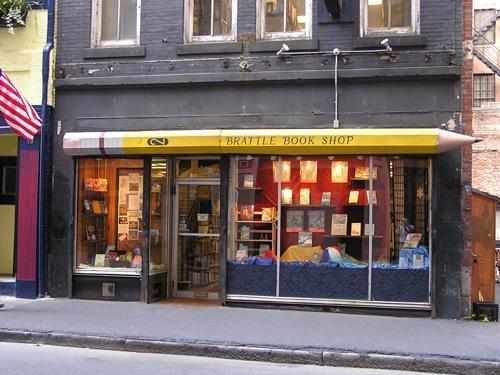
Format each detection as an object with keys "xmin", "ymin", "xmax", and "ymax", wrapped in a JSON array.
[{"xmin": 0, "ymin": 329, "xmax": 499, "ymax": 375}]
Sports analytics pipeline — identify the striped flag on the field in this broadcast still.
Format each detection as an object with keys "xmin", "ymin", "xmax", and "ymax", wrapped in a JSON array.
[{"xmin": 0, "ymin": 68, "xmax": 42, "ymax": 142}]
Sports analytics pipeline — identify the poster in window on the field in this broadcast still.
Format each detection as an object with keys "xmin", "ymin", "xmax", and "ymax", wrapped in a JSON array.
[
  {"xmin": 351, "ymin": 223, "xmax": 362, "ymax": 236},
  {"xmin": 273, "ymin": 160, "xmax": 291, "ymax": 183},
  {"xmin": 308, "ymin": 210, "xmax": 325, "ymax": 232},
  {"xmin": 331, "ymin": 161, "xmax": 348, "ymax": 183},
  {"xmin": 348, "ymin": 191, "xmax": 359, "ymax": 204},
  {"xmin": 321, "ymin": 192, "xmax": 331, "ymax": 206},
  {"xmin": 331, "ymin": 214, "xmax": 348, "ymax": 235},
  {"xmin": 300, "ymin": 161, "xmax": 317, "ymax": 183},
  {"xmin": 354, "ymin": 166, "xmax": 377, "ymax": 180},
  {"xmin": 365, "ymin": 190, "xmax": 377, "ymax": 205},
  {"xmin": 299, "ymin": 188, "xmax": 310, "ymax": 205},
  {"xmin": 298, "ymin": 232, "xmax": 313, "ymax": 247},
  {"xmin": 286, "ymin": 210, "xmax": 304, "ymax": 232},
  {"xmin": 243, "ymin": 174, "xmax": 254, "ymax": 188},
  {"xmin": 281, "ymin": 188, "xmax": 293, "ymax": 205},
  {"xmin": 240, "ymin": 205, "xmax": 254, "ymax": 220}
]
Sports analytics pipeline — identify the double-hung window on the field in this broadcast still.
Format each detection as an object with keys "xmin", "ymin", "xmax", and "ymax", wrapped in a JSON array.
[
  {"xmin": 361, "ymin": 0, "xmax": 419, "ymax": 36},
  {"xmin": 258, "ymin": 0, "xmax": 312, "ymax": 40},
  {"xmin": 91, "ymin": 0, "xmax": 141, "ymax": 47},
  {"xmin": 185, "ymin": 0, "xmax": 237, "ymax": 42}
]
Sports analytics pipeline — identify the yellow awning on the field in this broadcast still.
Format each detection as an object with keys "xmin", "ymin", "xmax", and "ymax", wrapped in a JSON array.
[{"xmin": 63, "ymin": 128, "xmax": 477, "ymax": 156}]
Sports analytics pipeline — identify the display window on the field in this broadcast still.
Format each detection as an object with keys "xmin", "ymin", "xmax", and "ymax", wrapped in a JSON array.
[
  {"xmin": 227, "ymin": 155, "xmax": 430, "ymax": 305},
  {"xmin": 75, "ymin": 158, "xmax": 146, "ymax": 275}
]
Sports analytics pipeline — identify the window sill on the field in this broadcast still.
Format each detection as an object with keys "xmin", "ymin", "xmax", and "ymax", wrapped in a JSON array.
[
  {"xmin": 353, "ymin": 35, "xmax": 427, "ymax": 49},
  {"xmin": 248, "ymin": 38, "xmax": 319, "ymax": 53},
  {"xmin": 176, "ymin": 42, "xmax": 243, "ymax": 55},
  {"xmin": 83, "ymin": 46, "xmax": 146, "ymax": 59}
]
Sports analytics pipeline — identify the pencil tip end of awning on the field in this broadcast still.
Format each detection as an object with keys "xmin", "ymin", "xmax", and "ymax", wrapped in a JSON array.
[
  {"xmin": 474, "ymin": 138, "xmax": 483, "ymax": 144},
  {"xmin": 437, "ymin": 129, "xmax": 477, "ymax": 153}
]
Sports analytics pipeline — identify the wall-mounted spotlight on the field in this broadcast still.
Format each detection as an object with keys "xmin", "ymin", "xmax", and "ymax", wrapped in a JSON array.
[
  {"xmin": 380, "ymin": 38, "xmax": 392, "ymax": 53},
  {"xmin": 276, "ymin": 43, "xmax": 290, "ymax": 57}
]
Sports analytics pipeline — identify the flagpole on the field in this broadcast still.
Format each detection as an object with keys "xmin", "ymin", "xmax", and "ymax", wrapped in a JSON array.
[{"xmin": 38, "ymin": 0, "xmax": 55, "ymax": 298}]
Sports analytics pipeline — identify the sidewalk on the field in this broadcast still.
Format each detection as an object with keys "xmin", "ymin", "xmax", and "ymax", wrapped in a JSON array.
[{"xmin": 0, "ymin": 296, "xmax": 499, "ymax": 374}]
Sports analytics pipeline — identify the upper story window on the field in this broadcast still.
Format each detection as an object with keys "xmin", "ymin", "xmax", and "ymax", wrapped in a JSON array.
[
  {"xmin": 258, "ymin": 0, "xmax": 312, "ymax": 40},
  {"xmin": 184, "ymin": 0, "xmax": 237, "ymax": 43},
  {"xmin": 361, "ymin": 0, "xmax": 419, "ymax": 36},
  {"xmin": 91, "ymin": 0, "xmax": 141, "ymax": 47}
]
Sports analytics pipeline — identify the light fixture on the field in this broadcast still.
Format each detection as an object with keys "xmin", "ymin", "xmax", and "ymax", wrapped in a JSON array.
[
  {"xmin": 276, "ymin": 43, "xmax": 290, "ymax": 57},
  {"xmin": 246, "ymin": 155, "xmax": 253, "ymax": 160},
  {"xmin": 380, "ymin": 38, "xmax": 392, "ymax": 53},
  {"xmin": 296, "ymin": 156, "xmax": 303, "ymax": 160},
  {"xmin": 328, "ymin": 155, "xmax": 335, "ymax": 160}
]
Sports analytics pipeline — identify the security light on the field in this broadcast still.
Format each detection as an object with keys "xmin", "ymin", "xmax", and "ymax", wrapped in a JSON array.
[
  {"xmin": 380, "ymin": 38, "xmax": 392, "ymax": 53},
  {"xmin": 276, "ymin": 43, "xmax": 290, "ymax": 57}
]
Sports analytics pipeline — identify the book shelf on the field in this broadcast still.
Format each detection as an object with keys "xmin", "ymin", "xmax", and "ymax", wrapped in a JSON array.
[
  {"xmin": 234, "ymin": 210, "xmax": 277, "ymax": 255},
  {"xmin": 81, "ymin": 190, "xmax": 108, "ymax": 259},
  {"xmin": 187, "ymin": 214, "xmax": 220, "ymax": 287}
]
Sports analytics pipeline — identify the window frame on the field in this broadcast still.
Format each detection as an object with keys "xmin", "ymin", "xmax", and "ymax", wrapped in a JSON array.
[
  {"xmin": 91, "ymin": 0, "xmax": 142, "ymax": 48},
  {"xmin": 473, "ymin": 73, "xmax": 496, "ymax": 108},
  {"xmin": 184, "ymin": 0, "xmax": 238, "ymax": 43},
  {"xmin": 360, "ymin": 0, "xmax": 420, "ymax": 37},
  {"xmin": 256, "ymin": 0, "xmax": 313, "ymax": 41}
]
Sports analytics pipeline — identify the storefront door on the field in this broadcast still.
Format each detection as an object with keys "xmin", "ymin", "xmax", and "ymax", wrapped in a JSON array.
[{"xmin": 173, "ymin": 159, "xmax": 220, "ymax": 299}]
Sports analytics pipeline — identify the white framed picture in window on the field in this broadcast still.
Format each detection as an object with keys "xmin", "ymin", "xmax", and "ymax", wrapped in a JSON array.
[
  {"xmin": 185, "ymin": 0, "xmax": 237, "ymax": 43},
  {"xmin": 258, "ymin": 0, "xmax": 312, "ymax": 40},
  {"xmin": 361, "ymin": 0, "xmax": 419, "ymax": 37},
  {"xmin": 91, "ymin": 0, "xmax": 141, "ymax": 47}
]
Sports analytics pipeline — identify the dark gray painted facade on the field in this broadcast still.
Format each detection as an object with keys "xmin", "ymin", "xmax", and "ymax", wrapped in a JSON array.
[{"xmin": 52, "ymin": 0, "xmax": 469, "ymax": 318}]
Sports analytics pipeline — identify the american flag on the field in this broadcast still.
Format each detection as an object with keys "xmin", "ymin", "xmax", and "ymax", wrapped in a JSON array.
[{"xmin": 0, "ymin": 68, "xmax": 42, "ymax": 142}]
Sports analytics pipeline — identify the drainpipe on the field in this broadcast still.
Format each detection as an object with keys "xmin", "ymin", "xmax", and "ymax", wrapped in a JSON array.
[{"xmin": 38, "ymin": 0, "xmax": 55, "ymax": 298}]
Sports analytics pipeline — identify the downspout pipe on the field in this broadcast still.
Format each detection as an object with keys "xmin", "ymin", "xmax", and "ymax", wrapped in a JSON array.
[{"xmin": 38, "ymin": 0, "xmax": 55, "ymax": 298}]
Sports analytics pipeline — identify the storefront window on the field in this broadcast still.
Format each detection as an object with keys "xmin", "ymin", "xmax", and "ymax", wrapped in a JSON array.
[
  {"xmin": 227, "ymin": 155, "xmax": 430, "ymax": 304},
  {"xmin": 227, "ymin": 156, "xmax": 278, "ymax": 296},
  {"xmin": 75, "ymin": 158, "xmax": 145, "ymax": 274},
  {"xmin": 370, "ymin": 157, "xmax": 430, "ymax": 302}
]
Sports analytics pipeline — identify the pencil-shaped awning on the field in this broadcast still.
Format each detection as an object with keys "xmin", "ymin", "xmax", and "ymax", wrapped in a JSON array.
[{"xmin": 63, "ymin": 128, "xmax": 478, "ymax": 156}]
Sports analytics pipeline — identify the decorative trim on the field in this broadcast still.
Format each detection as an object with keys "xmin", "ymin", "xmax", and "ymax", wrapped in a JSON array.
[
  {"xmin": 176, "ymin": 42, "xmax": 243, "ymax": 55},
  {"xmin": 248, "ymin": 38, "xmax": 319, "ymax": 52},
  {"xmin": 83, "ymin": 46, "xmax": 146, "ymax": 59},
  {"xmin": 353, "ymin": 35, "xmax": 427, "ymax": 49}
]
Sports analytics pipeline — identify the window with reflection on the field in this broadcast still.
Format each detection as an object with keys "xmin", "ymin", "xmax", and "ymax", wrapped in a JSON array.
[
  {"xmin": 261, "ymin": 0, "xmax": 311, "ymax": 39},
  {"xmin": 188, "ymin": 0, "xmax": 235, "ymax": 42},
  {"xmin": 364, "ymin": 0, "xmax": 417, "ymax": 35}
]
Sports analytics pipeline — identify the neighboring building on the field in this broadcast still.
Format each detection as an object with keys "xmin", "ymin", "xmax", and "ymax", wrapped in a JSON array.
[
  {"xmin": 52, "ymin": 0, "xmax": 475, "ymax": 318},
  {"xmin": 472, "ymin": 0, "xmax": 499, "ymax": 282},
  {"xmin": 0, "ymin": 1, "xmax": 55, "ymax": 298}
]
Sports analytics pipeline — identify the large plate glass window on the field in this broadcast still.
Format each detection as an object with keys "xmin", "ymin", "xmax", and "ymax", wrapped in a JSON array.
[
  {"xmin": 91, "ymin": 0, "xmax": 141, "ymax": 47},
  {"xmin": 185, "ymin": 0, "xmax": 237, "ymax": 42},
  {"xmin": 227, "ymin": 155, "xmax": 431, "ymax": 305},
  {"xmin": 362, "ymin": 0, "xmax": 419, "ymax": 36},
  {"xmin": 258, "ymin": 0, "xmax": 312, "ymax": 40},
  {"xmin": 75, "ymin": 158, "xmax": 145, "ymax": 275}
]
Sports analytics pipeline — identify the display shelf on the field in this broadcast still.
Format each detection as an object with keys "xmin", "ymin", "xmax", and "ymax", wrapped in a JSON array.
[
  {"xmin": 350, "ymin": 178, "xmax": 378, "ymax": 182},
  {"xmin": 236, "ymin": 239, "xmax": 274, "ymax": 242},
  {"xmin": 344, "ymin": 204, "xmax": 379, "ymax": 207},
  {"xmin": 236, "ymin": 187, "xmax": 263, "ymax": 191}
]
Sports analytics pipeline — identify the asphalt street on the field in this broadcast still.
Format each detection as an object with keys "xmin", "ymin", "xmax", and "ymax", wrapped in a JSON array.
[{"xmin": 0, "ymin": 342, "xmax": 446, "ymax": 375}]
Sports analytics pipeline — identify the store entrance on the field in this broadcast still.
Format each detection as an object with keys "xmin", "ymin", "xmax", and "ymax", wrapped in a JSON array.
[{"xmin": 173, "ymin": 159, "xmax": 220, "ymax": 299}]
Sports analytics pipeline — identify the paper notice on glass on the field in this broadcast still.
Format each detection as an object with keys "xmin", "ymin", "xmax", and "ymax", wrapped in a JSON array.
[
  {"xmin": 129, "ymin": 173, "xmax": 140, "ymax": 183},
  {"xmin": 127, "ymin": 194, "xmax": 140, "ymax": 210},
  {"xmin": 118, "ymin": 233, "xmax": 127, "ymax": 242},
  {"xmin": 118, "ymin": 224, "xmax": 129, "ymax": 234}
]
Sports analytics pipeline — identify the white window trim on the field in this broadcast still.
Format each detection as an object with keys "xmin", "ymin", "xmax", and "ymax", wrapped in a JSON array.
[
  {"xmin": 91, "ymin": 0, "xmax": 141, "ymax": 48},
  {"xmin": 184, "ymin": 0, "xmax": 238, "ymax": 43},
  {"xmin": 360, "ymin": 0, "xmax": 419, "ymax": 37},
  {"xmin": 256, "ymin": 0, "xmax": 312, "ymax": 40}
]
